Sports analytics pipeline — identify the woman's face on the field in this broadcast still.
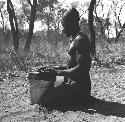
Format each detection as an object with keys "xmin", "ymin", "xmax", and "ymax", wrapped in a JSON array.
[{"xmin": 62, "ymin": 21, "xmax": 72, "ymax": 37}]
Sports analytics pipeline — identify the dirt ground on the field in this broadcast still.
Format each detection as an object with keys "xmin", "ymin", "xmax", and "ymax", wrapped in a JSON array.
[{"xmin": 1, "ymin": 66, "xmax": 125, "ymax": 122}]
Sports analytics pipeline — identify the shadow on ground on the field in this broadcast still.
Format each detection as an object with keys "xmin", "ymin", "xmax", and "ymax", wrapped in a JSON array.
[{"xmin": 45, "ymin": 96, "xmax": 125, "ymax": 118}]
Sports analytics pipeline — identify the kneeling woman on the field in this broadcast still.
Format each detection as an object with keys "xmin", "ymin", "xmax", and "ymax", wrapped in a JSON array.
[{"xmin": 39, "ymin": 8, "xmax": 92, "ymax": 107}]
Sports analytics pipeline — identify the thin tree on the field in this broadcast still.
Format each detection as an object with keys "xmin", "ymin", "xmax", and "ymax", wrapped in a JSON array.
[
  {"xmin": 7, "ymin": 0, "xmax": 19, "ymax": 51},
  {"xmin": 0, "ymin": 1, "xmax": 6, "ymax": 33},
  {"xmin": 24, "ymin": 0, "xmax": 37, "ymax": 51},
  {"xmin": 111, "ymin": 0, "xmax": 125, "ymax": 43},
  {"xmin": 88, "ymin": 0, "xmax": 96, "ymax": 58},
  {"xmin": 37, "ymin": 0, "xmax": 58, "ymax": 43}
]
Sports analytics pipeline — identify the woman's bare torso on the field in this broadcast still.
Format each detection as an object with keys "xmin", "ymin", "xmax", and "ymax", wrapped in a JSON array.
[{"xmin": 66, "ymin": 32, "xmax": 91, "ymax": 84}]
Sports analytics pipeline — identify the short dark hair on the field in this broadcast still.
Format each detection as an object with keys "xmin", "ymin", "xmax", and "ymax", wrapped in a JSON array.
[{"xmin": 62, "ymin": 8, "xmax": 80, "ymax": 25}]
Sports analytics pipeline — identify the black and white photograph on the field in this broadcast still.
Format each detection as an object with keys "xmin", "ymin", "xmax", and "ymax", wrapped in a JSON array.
[{"xmin": 1, "ymin": 0, "xmax": 125, "ymax": 121}]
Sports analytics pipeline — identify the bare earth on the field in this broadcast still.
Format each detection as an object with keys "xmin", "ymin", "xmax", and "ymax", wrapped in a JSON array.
[{"xmin": 1, "ymin": 66, "xmax": 125, "ymax": 122}]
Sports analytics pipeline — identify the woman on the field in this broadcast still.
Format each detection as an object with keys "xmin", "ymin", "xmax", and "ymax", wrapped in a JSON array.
[{"xmin": 39, "ymin": 8, "xmax": 92, "ymax": 107}]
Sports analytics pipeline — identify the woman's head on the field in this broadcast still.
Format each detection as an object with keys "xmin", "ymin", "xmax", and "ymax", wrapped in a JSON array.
[{"xmin": 62, "ymin": 8, "xmax": 80, "ymax": 37}]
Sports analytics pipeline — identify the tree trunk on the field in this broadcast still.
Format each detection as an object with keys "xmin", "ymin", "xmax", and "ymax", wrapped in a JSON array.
[
  {"xmin": 24, "ymin": 0, "xmax": 37, "ymax": 51},
  {"xmin": 115, "ymin": 23, "xmax": 125, "ymax": 43},
  {"xmin": 7, "ymin": 0, "xmax": 19, "ymax": 51},
  {"xmin": 47, "ymin": 16, "xmax": 51, "ymax": 42},
  {"xmin": 88, "ymin": 0, "xmax": 96, "ymax": 58},
  {"xmin": 46, "ymin": 6, "xmax": 52, "ymax": 43}
]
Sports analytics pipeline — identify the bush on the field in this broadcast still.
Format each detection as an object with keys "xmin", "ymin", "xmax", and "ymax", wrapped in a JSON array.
[{"xmin": 0, "ymin": 40, "xmax": 68, "ymax": 72}]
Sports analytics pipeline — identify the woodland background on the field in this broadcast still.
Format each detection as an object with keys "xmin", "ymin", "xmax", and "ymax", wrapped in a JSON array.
[
  {"xmin": 1, "ymin": 0, "xmax": 125, "ymax": 121},
  {"xmin": 0, "ymin": 0, "xmax": 125, "ymax": 70}
]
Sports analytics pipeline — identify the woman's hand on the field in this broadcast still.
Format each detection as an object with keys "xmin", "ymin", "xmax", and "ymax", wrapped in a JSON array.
[{"xmin": 56, "ymin": 70, "xmax": 68, "ymax": 76}]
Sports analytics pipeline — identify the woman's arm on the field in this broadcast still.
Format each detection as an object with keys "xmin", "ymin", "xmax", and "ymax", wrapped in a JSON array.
[{"xmin": 56, "ymin": 50, "xmax": 86, "ymax": 77}]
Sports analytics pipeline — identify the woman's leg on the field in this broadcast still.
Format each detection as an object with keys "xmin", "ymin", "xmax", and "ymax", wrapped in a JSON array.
[
  {"xmin": 39, "ymin": 83, "xmax": 80, "ymax": 107},
  {"xmin": 78, "ymin": 78, "xmax": 92, "ymax": 106}
]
